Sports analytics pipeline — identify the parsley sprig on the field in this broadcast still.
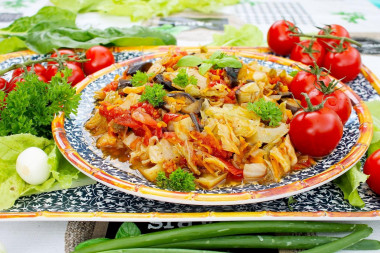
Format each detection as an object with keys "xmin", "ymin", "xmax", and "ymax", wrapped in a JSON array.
[
  {"xmin": 173, "ymin": 68, "xmax": 197, "ymax": 88},
  {"xmin": 156, "ymin": 168, "xmax": 196, "ymax": 192},
  {"xmin": 176, "ymin": 50, "xmax": 242, "ymax": 75},
  {"xmin": 0, "ymin": 69, "xmax": 81, "ymax": 138},
  {"xmin": 247, "ymin": 98, "xmax": 283, "ymax": 127},
  {"xmin": 131, "ymin": 70, "xmax": 152, "ymax": 87},
  {"xmin": 140, "ymin": 83, "xmax": 166, "ymax": 107}
]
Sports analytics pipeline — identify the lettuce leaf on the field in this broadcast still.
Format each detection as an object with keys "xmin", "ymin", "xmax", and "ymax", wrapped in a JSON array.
[
  {"xmin": 334, "ymin": 162, "xmax": 368, "ymax": 208},
  {"xmin": 365, "ymin": 100, "xmax": 380, "ymax": 156},
  {"xmin": 50, "ymin": 0, "xmax": 239, "ymax": 21},
  {"xmin": 0, "ymin": 134, "xmax": 95, "ymax": 211},
  {"xmin": 210, "ymin": 24, "xmax": 265, "ymax": 47}
]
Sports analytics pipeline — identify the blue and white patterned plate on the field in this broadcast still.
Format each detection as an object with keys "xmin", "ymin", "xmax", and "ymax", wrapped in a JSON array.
[{"xmin": 52, "ymin": 49, "xmax": 371, "ymax": 206}]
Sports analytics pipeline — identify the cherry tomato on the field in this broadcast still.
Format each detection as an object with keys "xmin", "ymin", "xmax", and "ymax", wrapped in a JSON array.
[
  {"xmin": 49, "ymin": 49, "xmax": 81, "ymax": 68},
  {"xmin": 323, "ymin": 46, "xmax": 361, "ymax": 82},
  {"xmin": 45, "ymin": 65, "xmax": 59, "ymax": 82},
  {"xmin": 364, "ymin": 149, "xmax": 380, "ymax": 195},
  {"xmin": 289, "ymin": 107, "xmax": 343, "ymax": 157},
  {"xmin": 37, "ymin": 74, "xmax": 48, "ymax": 83},
  {"xmin": 290, "ymin": 40, "xmax": 325, "ymax": 66},
  {"xmin": 8, "ymin": 77, "xmax": 25, "ymax": 92},
  {"xmin": 66, "ymin": 63, "xmax": 85, "ymax": 86},
  {"xmin": 12, "ymin": 64, "xmax": 47, "ymax": 78},
  {"xmin": 317, "ymin": 24, "xmax": 350, "ymax": 48},
  {"xmin": 0, "ymin": 78, "xmax": 8, "ymax": 92},
  {"xmin": 288, "ymin": 70, "xmax": 331, "ymax": 100},
  {"xmin": 267, "ymin": 20, "xmax": 300, "ymax": 56},
  {"xmin": 301, "ymin": 88, "xmax": 352, "ymax": 125},
  {"xmin": 83, "ymin": 46, "xmax": 115, "ymax": 75}
]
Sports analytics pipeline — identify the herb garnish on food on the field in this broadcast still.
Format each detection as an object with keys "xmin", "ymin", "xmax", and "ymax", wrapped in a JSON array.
[
  {"xmin": 156, "ymin": 168, "xmax": 196, "ymax": 192},
  {"xmin": 131, "ymin": 71, "xmax": 151, "ymax": 87},
  {"xmin": 139, "ymin": 83, "xmax": 166, "ymax": 107},
  {"xmin": 173, "ymin": 68, "xmax": 198, "ymax": 88},
  {"xmin": 247, "ymin": 98, "xmax": 283, "ymax": 127}
]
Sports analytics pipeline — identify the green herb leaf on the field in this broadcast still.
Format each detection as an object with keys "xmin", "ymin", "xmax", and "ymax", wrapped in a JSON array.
[
  {"xmin": 289, "ymin": 70, "xmax": 299, "ymax": 77},
  {"xmin": 140, "ymin": 84, "xmax": 166, "ymax": 107},
  {"xmin": 156, "ymin": 168, "xmax": 196, "ymax": 192},
  {"xmin": 0, "ymin": 37, "xmax": 27, "ymax": 54},
  {"xmin": 0, "ymin": 70, "xmax": 80, "ymax": 138},
  {"xmin": 198, "ymin": 63, "xmax": 213, "ymax": 75},
  {"xmin": 115, "ymin": 222, "xmax": 141, "ymax": 239},
  {"xmin": 215, "ymin": 57, "xmax": 242, "ymax": 68},
  {"xmin": 173, "ymin": 68, "xmax": 198, "ymax": 88},
  {"xmin": 247, "ymin": 98, "xmax": 283, "ymax": 127},
  {"xmin": 131, "ymin": 71, "xmax": 150, "ymax": 87},
  {"xmin": 176, "ymin": 55, "xmax": 203, "ymax": 67},
  {"xmin": 210, "ymin": 24, "xmax": 265, "ymax": 47},
  {"xmin": 0, "ymin": 7, "xmax": 176, "ymax": 54},
  {"xmin": 75, "ymin": 238, "xmax": 110, "ymax": 250},
  {"xmin": 334, "ymin": 162, "xmax": 368, "ymax": 208}
]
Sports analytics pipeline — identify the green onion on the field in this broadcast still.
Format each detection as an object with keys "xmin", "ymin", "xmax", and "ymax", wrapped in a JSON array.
[
  {"xmin": 155, "ymin": 235, "xmax": 380, "ymax": 250},
  {"xmin": 72, "ymin": 221, "xmax": 367, "ymax": 253},
  {"xmin": 98, "ymin": 249, "xmax": 227, "ymax": 253},
  {"xmin": 300, "ymin": 226, "xmax": 373, "ymax": 253}
]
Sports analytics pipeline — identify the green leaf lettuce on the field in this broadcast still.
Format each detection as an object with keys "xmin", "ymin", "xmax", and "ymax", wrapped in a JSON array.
[
  {"xmin": 0, "ymin": 134, "xmax": 95, "ymax": 211},
  {"xmin": 334, "ymin": 163, "xmax": 368, "ymax": 208},
  {"xmin": 210, "ymin": 24, "xmax": 265, "ymax": 47},
  {"xmin": 365, "ymin": 100, "xmax": 380, "ymax": 156}
]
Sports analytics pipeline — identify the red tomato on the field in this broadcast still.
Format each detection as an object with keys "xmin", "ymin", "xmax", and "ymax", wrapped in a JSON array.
[
  {"xmin": 267, "ymin": 20, "xmax": 300, "ymax": 56},
  {"xmin": 323, "ymin": 46, "xmax": 361, "ymax": 82},
  {"xmin": 45, "ymin": 65, "xmax": 59, "ymax": 82},
  {"xmin": 301, "ymin": 89, "xmax": 352, "ymax": 125},
  {"xmin": 289, "ymin": 107, "xmax": 343, "ymax": 157},
  {"xmin": 8, "ymin": 77, "xmax": 25, "ymax": 92},
  {"xmin": 37, "ymin": 74, "xmax": 48, "ymax": 83},
  {"xmin": 364, "ymin": 150, "xmax": 380, "ymax": 195},
  {"xmin": 66, "ymin": 63, "xmax": 85, "ymax": 86},
  {"xmin": 290, "ymin": 40, "xmax": 325, "ymax": 66},
  {"xmin": 0, "ymin": 78, "xmax": 8, "ymax": 92},
  {"xmin": 12, "ymin": 64, "xmax": 46, "ymax": 78},
  {"xmin": 163, "ymin": 113, "xmax": 180, "ymax": 124},
  {"xmin": 83, "ymin": 46, "xmax": 115, "ymax": 75},
  {"xmin": 288, "ymin": 71, "xmax": 331, "ymax": 100},
  {"xmin": 317, "ymin": 24, "xmax": 350, "ymax": 48},
  {"xmin": 49, "ymin": 49, "xmax": 81, "ymax": 68}
]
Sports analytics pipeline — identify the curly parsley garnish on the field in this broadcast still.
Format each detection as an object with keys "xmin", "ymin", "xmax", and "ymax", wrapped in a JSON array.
[
  {"xmin": 0, "ymin": 69, "xmax": 81, "ymax": 138},
  {"xmin": 247, "ymin": 98, "xmax": 283, "ymax": 127},
  {"xmin": 156, "ymin": 168, "xmax": 196, "ymax": 192},
  {"xmin": 173, "ymin": 68, "xmax": 197, "ymax": 88},
  {"xmin": 131, "ymin": 70, "xmax": 151, "ymax": 87},
  {"xmin": 139, "ymin": 83, "xmax": 166, "ymax": 107}
]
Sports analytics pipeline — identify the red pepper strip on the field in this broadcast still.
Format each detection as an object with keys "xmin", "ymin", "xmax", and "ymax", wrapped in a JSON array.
[
  {"xmin": 142, "ymin": 124, "xmax": 152, "ymax": 146},
  {"xmin": 163, "ymin": 113, "xmax": 180, "ymax": 124},
  {"xmin": 217, "ymin": 157, "xmax": 243, "ymax": 176}
]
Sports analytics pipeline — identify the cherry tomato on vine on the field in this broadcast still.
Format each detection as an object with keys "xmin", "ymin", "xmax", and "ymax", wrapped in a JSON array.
[
  {"xmin": 66, "ymin": 63, "xmax": 85, "ymax": 86},
  {"xmin": 317, "ymin": 24, "xmax": 350, "ymax": 48},
  {"xmin": 12, "ymin": 63, "xmax": 47, "ymax": 78},
  {"xmin": 8, "ymin": 76, "xmax": 25, "ymax": 92},
  {"xmin": 45, "ymin": 65, "xmax": 59, "ymax": 82},
  {"xmin": 83, "ymin": 46, "xmax": 115, "ymax": 75},
  {"xmin": 301, "ymin": 88, "xmax": 352, "ymax": 125},
  {"xmin": 289, "ymin": 107, "xmax": 343, "ymax": 157},
  {"xmin": 49, "ymin": 49, "xmax": 81, "ymax": 68},
  {"xmin": 290, "ymin": 40, "xmax": 325, "ymax": 67},
  {"xmin": 364, "ymin": 149, "xmax": 380, "ymax": 195},
  {"xmin": 323, "ymin": 45, "xmax": 361, "ymax": 82},
  {"xmin": 0, "ymin": 78, "xmax": 8, "ymax": 92},
  {"xmin": 288, "ymin": 70, "xmax": 331, "ymax": 100},
  {"xmin": 267, "ymin": 20, "xmax": 300, "ymax": 56}
]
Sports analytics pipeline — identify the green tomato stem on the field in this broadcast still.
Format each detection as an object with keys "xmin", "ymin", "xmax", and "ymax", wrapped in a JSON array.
[{"xmin": 290, "ymin": 33, "xmax": 362, "ymax": 47}]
